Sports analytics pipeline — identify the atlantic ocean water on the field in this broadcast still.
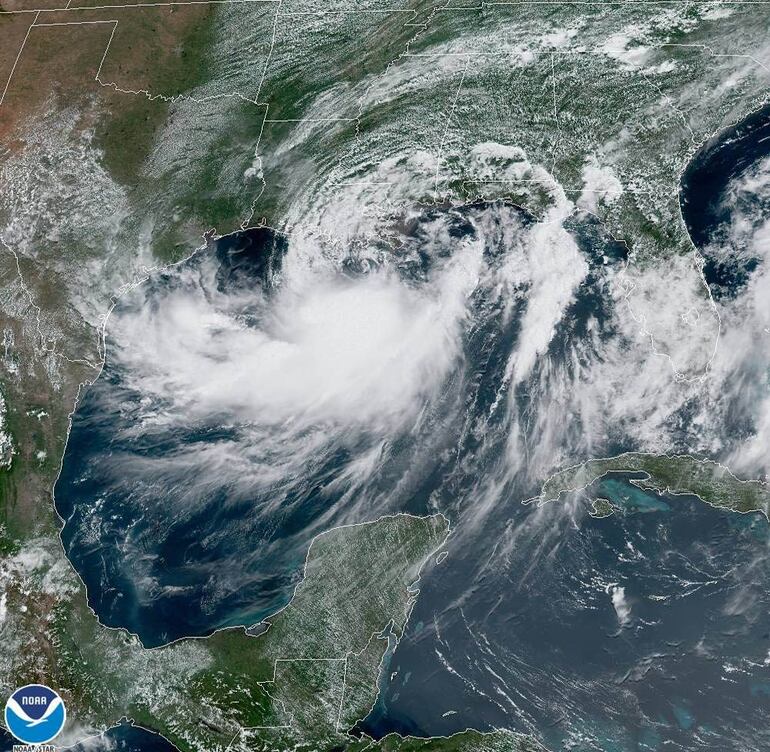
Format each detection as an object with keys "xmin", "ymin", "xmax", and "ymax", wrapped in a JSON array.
[{"xmin": 51, "ymin": 102, "xmax": 770, "ymax": 752}]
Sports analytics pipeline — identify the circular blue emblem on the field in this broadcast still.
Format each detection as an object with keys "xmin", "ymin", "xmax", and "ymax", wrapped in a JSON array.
[{"xmin": 4, "ymin": 684, "xmax": 66, "ymax": 745}]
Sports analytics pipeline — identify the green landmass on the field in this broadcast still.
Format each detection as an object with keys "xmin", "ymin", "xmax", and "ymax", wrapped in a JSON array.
[
  {"xmin": 535, "ymin": 453, "xmax": 770, "ymax": 517},
  {"xmin": 0, "ymin": 505, "xmax": 545, "ymax": 751},
  {"xmin": 2, "ymin": 0, "xmax": 770, "ymax": 749},
  {"xmin": 588, "ymin": 497, "xmax": 616, "ymax": 519},
  {"xmin": 3, "ymin": 511, "xmax": 548, "ymax": 752},
  {"xmin": 347, "ymin": 729, "xmax": 546, "ymax": 752}
]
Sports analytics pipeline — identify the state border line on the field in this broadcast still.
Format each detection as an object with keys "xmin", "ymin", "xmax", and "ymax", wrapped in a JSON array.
[
  {"xmin": 4, "ymin": 0, "xmax": 770, "ymax": 16},
  {"xmin": 0, "ymin": 0, "xmax": 278, "ymax": 16},
  {"xmin": 0, "ymin": 11, "xmax": 39, "ymax": 106}
]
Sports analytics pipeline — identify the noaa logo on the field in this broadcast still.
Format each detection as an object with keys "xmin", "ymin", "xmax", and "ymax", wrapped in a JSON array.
[{"xmin": 4, "ymin": 684, "xmax": 66, "ymax": 745}]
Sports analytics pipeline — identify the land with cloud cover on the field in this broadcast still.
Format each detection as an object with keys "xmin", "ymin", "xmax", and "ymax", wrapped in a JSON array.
[
  {"xmin": 532, "ymin": 452, "xmax": 770, "ymax": 516},
  {"xmin": 5, "ymin": 513, "xmax": 543, "ymax": 752},
  {"xmin": 1, "ymin": 0, "xmax": 770, "ymax": 751}
]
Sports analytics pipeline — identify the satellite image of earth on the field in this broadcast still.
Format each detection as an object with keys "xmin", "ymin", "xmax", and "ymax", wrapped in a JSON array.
[{"xmin": 1, "ymin": 1, "xmax": 770, "ymax": 750}]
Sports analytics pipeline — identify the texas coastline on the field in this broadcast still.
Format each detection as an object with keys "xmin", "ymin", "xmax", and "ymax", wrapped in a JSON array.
[{"xmin": 45, "ymin": 101, "xmax": 770, "ymax": 752}]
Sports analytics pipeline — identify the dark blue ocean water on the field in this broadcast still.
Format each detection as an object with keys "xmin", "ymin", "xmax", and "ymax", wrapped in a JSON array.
[
  {"xmin": 361, "ymin": 479, "xmax": 770, "ymax": 751},
  {"xmin": 51, "ymin": 99, "xmax": 770, "ymax": 752},
  {"xmin": 0, "ymin": 723, "xmax": 177, "ymax": 752},
  {"xmin": 680, "ymin": 102, "xmax": 770, "ymax": 299},
  {"xmin": 54, "ymin": 202, "xmax": 623, "ymax": 648},
  {"xmin": 360, "ymin": 103, "xmax": 770, "ymax": 751}
]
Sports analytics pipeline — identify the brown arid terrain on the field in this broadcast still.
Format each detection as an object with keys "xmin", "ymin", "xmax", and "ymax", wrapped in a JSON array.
[
  {"xmin": 0, "ymin": 0, "xmax": 272, "ymax": 717},
  {"xmin": 2, "ymin": 1, "xmax": 770, "ymax": 750}
]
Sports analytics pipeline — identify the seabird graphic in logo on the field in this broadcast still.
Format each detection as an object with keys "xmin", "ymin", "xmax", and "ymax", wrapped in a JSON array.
[{"xmin": 4, "ymin": 684, "xmax": 66, "ymax": 745}]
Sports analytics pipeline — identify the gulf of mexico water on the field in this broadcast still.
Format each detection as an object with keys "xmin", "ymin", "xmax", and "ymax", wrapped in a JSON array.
[{"xmin": 51, "ymin": 100, "xmax": 770, "ymax": 752}]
